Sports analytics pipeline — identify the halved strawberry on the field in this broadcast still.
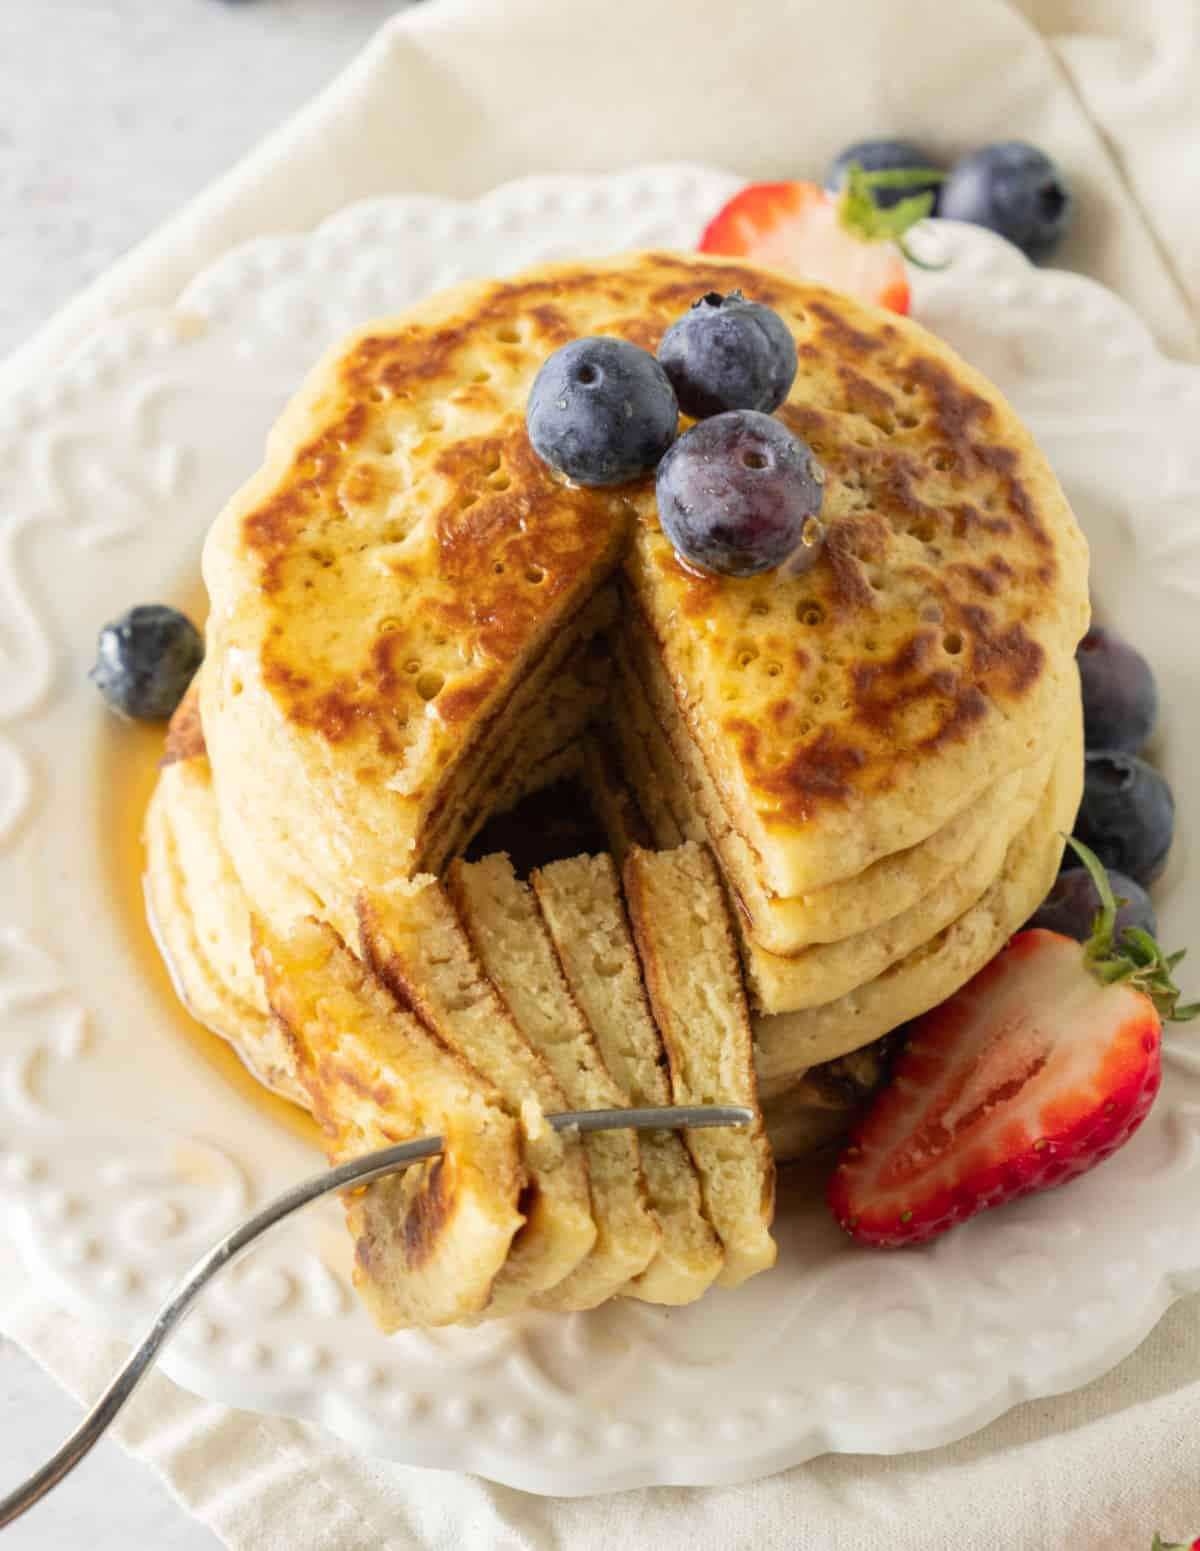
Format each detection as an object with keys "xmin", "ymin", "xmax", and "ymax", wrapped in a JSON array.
[
  {"xmin": 829, "ymin": 839, "xmax": 1196, "ymax": 1247},
  {"xmin": 699, "ymin": 166, "xmax": 940, "ymax": 316},
  {"xmin": 1152, "ymin": 1536, "xmax": 1200, "ymax": 1550}
]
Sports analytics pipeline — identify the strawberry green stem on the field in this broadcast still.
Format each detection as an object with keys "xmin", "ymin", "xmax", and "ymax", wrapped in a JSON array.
[
  {"xmin": 836, "ymin": 164, "xmax": 948, "ymax": 270},
  {"xmin": 1063, "ymin": 835, "xmax": 1197, "ymax": 1022}
]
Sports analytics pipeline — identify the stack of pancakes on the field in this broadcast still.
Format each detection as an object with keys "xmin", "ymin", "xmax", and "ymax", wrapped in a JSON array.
[{"xmin": 145, "ymin": 251, "xmax": 1088, "ymax": 1328}]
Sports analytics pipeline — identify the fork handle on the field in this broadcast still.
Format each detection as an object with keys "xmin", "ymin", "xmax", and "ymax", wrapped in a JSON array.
[{"xmin": 0, "ymin": 1104, "xmax": 750, "ymax": 1528}]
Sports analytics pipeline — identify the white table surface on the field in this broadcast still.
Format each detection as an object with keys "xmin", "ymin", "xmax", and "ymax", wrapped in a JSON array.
[
  {"xmin": 0, "ymin": 0, "xmax": 409, "ymax": 361},
  {"xmin": 0, "ymin": 2, "xmax": 407, "ymax": 1544}
]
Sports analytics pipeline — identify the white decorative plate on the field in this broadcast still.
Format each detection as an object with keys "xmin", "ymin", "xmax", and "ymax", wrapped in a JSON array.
[{"xmin": 2, "ymin": 164, "xmax": 1199, "ymax": 1496}]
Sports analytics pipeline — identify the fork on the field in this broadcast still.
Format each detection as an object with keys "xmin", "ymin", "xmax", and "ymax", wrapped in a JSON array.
[{"xmin": 0, "ymin": 1103, "xmax": 751, "ymax": 1528}]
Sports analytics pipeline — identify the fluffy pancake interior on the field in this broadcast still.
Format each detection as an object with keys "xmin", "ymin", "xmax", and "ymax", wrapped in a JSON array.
[
  {"xmin": 623, "ymin": 841, "xmax": 776, "ymax": 1287},
  {"xmin": 447, "ymin": 854, "xmax": 662, "ymax": 1310},
  {"xmin": 532, "ymin": 852, "xmax": 724, "ymax": 1304},
  {"xmin": 358, "ymin": 875, "xmax": 596, "ymax": 1315}
]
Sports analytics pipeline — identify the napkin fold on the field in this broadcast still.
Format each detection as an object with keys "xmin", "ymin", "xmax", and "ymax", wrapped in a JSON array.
[
  {"xmin": 4, "ymin": 1, "xmax": 1200, "ymax": 1546},
  {"xmin": 2, "ymin": 0, "xmax": 1198, "ymax": 398}
]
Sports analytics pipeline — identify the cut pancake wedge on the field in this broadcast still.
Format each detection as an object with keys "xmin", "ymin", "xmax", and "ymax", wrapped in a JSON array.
[
  {"xmin": 448, "ymin": 854, "xmax": 661, "ymax": 1311},
  {"xmin": 357, "ymin": 877, "xmax": 596, "ymax": 1316},
  {"xmin": 255, "ymin": 916, "xmax": 525, "ymax": 1332},
  {"xmin": 533, "ymin": 853, "xmax": 724, "ymax": 1304},
  {"xmin": 623, "ymin": 842, "xmax": 776, "ymax": 1287}
]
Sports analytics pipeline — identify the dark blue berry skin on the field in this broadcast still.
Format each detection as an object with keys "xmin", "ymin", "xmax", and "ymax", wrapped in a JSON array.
[
  {"xmin": 1028, "ymin": 866, "xmax": 1157, "ymax": 943},
  {"xmin": 526, "ymin": 337, "xmax": 678, "ymax": 486},
  {"xmin": 657, "ymin": 292, "xmax": 798, "ymax": 420},
  {"xmin": 938, "ymin": 142, "xmax": 1072, "ymax": 260},
  {"xmin": 90, "ymin": 605, "xmax": 204, "ymax": 721},
  {"xmin": 1076, "ymin": 625, "xmax": 1158, "ymax": 756},
  {"xmin": 655, "ymin": 410, "xmax": 824, "ymax": 578},
  {"xmin": 1073, "ymin": 751, "xmax": 1174, "ymax": 887},
  {"xmin": 825, "ymin": 138, "xmax": 943, "ymax": 210}
]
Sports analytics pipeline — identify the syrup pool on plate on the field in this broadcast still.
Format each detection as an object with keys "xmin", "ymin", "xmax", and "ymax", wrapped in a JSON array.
[{"xmin": 96, "ymin": 581, "xmax": 320, "ymax": 1150}]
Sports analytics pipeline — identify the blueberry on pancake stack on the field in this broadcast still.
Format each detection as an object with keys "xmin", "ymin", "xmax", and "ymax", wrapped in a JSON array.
[{"xmin": 144, "ymin": 251, "xmax": 1088, "ymax": 1328}]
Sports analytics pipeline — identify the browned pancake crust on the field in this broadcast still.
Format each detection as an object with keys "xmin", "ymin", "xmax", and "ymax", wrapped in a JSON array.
[
  {"xmin": 235, "ymin": 318, "xmax": 633, "ymax": 769},
  {"xmin": 161, "ymin": 680, "xmax": 205, "ymax": 766}
]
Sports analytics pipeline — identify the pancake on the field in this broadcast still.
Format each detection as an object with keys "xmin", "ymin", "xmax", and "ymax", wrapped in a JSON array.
[
  {"xmin": 613, "ymin": 619, "xmax": 1059, "ymax": 955},
  {"xmin": 447, "ymin": 854, "xmax": 662, "ymax": 1309},
  {"xmin": 413, "ymin": 587, "xmax": 617, "ymax": 875},
  {"xmin": 144, "ymin": 686, "xmax": 304, "ymax": 1107},
  {"xmin": 753, "ymin": 692, "xmax": 1084, "ymax": 1095},
  {"xmin": 737, "ymin": 732, "xmax": 1064, "ymax": 1014},
  {"xmin": 623, "ymin": 842, "xmax": 776, "ymax": 1287},
  {"xmin": 149, "ymin": 723, "xmax": 600, "ymax": 1320},
  {"xmin": 481, "ymin": 638, "xmax": 609, "ymax": 817},
  {"xmin": 146, "ymin": 247, "xmax": 1093, "ymax": 1331},
  {"xmin": 255, "ymin": 916, "xmax": 525, "ymax": 1332},
  {"xmin": 532, "ymin": 853, "xmax": 725, "ymax": 1304},
  {"xmin": 358, "ymin": 876, "xmax": 598, "ymax": 1315},
  {"xmin": 623, "ymin": 269, "xmax": 1088, "ymax": 902},
  {"xmin": 612, "ymin": 626, "xmax": 1063, "ymax": 969},
  {"xmin": 579, "ymin": 725, "xmax": 681, "ymax": 862},
  {"xmin": 198, "ymin": 251, "xmax": 1087, "ymax": 966}
]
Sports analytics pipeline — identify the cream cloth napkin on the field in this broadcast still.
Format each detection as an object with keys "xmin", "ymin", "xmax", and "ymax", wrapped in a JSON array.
[{"xmin": 4, "ymin": 1, "xmax": 1200, "ymax": 1545}]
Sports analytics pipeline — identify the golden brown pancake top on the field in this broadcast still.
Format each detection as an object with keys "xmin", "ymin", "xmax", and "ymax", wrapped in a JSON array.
[{"xmin": 223, "ymin": 252, "xmax": 1085, "ymax": 836}]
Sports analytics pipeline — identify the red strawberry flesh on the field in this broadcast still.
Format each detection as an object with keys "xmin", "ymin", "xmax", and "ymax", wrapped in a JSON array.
[
  {"xmin": 698, "ymin": 181, "xmax": 911, "ymax": 315},
  {"xmin": 828, "ymin": 929, "xmax": 1162, "ymax": 1246}
]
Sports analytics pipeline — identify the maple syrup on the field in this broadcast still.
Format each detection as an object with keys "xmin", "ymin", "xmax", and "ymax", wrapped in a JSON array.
[
  {"xmin": 97, "ymin": 584, "xmax": 319, "ymax": 1150},
  {"xmin": 99, "ymin": 588, "xmax": 601, "ymax": 1151}
]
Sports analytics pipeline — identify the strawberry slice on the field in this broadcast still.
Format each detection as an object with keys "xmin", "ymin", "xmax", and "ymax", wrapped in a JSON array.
[
  {"xmin": 699, "ymin": 167, "xmax": 940, "ymax": 316},
  {"xmin": 829, "ymin": 839, "xmax": 1196, "ymax": 1247}
]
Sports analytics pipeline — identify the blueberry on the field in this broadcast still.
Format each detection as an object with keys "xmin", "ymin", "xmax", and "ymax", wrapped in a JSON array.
[
  {"xmin": 1028, "ymin": 866, "xmax": 1157, "ymax": 943},
  {"xmin": 526, "ymin": 337, "xmax": 678, "ymax": 486},
  {"xmin": 938, "ymin": 141, "xmax": 1071, "ymax": 260},
  {"xmin": 657, "ymin": 291, "xmax": 798, "ymax": 420},
  {"xmin": 825, "ymin": 138, "xmax": 943, "ymax": 210},
  {"xmin": 1076, "ymin": 625, "xmax": 1158, "ymax": 755},
  {"xmin": 655, "ymin": 411, "xmax": 824, "ymax": 578},
  {"xmin": 1073, "ymin": 751, "xmax": 1174, "ymax": 887},
  {"xmin": 90, "ymin": 605, "xmax": 204, "ymax": 721}
]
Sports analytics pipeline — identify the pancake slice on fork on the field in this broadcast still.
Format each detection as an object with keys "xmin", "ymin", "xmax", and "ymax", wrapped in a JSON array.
[
  {"xmin": 255, "ymin": 916, "xmax": 525, "ymax": 1332},
  {"xmin": 533, "ymin": 852, "xmax": 724, "ymax": 1304}
]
